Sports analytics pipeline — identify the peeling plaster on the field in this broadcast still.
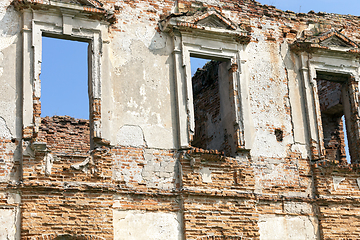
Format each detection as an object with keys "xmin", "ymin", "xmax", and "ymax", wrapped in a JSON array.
[
  {"xmin": 0, "ymin": 2, "xmax": 19, "ymax": 51},
  {"xmin": 258, "ymin": 215, "xmax": 319, "ymax": 240},
  {"xmin": 0, "ymin": 208, "xmax": 17, "ymax": 240},
  {"xmin": 113, "ymin": 148, "xmax": 176, "ymax": 190},
  {"xmin": 44, "ymin": 153, "xmax": 54, "ymax": 176},
  {"xmin": 247, "ymin": 21, "xmax": 293, "ymax": 158},
  {"xmin": 7, "ymin": 192, "xmax": 20, "ymax": 204},
  {"xmin": 116, "ymin": 125, "xmax": 146, "ymax": 147},
  {"xmin": 199, "ymin": 167, "xmax": 212, "ymax": 183},
  {"xmin": 0, "ymin": 116, "xmax": 12, "ymax": 138},
  {"xmin": 254, "ymin": 160, "xmax": 303, "ymax": 195},
  {"xmin": 284, "ymin": 202, "xmax": 312, "ymax": 215},
  {"xmin": 333, "ymin": 176, "xmax": 346, "ymax": 191},
  {"xmin": 113, "ymin": 210, "xmax": 181, "ymax": 240}
]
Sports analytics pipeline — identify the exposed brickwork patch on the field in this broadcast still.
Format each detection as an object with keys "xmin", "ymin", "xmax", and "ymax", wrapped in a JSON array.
[{"xmin": 38, "ymin": 116, "xmax": 90, "ymax": 156}]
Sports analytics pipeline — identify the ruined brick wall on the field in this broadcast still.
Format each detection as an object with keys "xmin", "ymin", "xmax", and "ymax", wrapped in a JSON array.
[
  {"xmin": 317, "ymin": 80, "xmax": 347, "ymax": 162},
  {"xmin": 191, "ymin": 61, "xmax": 222, "ymax": 151},
  {"xmin": 312, "ymin": 163, "xmax": 360, "ymax": 239},
  {"xmin": 2, "ymin": 0, "xmax": 360, "ymax": 239},
  {"xmin": 0, "ymin": 139, "xmax": 17, "ymax": 182},
  {"xmin": 343, "ymin": 79, "xmax": 360, "ymax": 163},
  {"xmin": 191, "ymin": 60, "xmax": 236, "ymax": 155},
  {"xmin": 21, "ymin": 117, "xmax": 180, "ymax": 239},
  {"xmin": 21, "ymin": 190, "xmax": 113, "ymax": 240},
  {"xmin": 180, "ymin": 151, "xmax": 258, "ymax": 239},
  {"xmin": 38, "ymin": 116, "xmax": 90, "ymax": 156}
]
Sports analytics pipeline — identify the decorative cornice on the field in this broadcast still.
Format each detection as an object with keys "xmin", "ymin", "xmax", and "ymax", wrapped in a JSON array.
[
  {"xmin": 291, "ymin": 29, "xmax": 360, "ymax": 56},
  {"xmin": 159, "ymin": 8, "xmax": 250, "ymax": 44},
  {"xmin": 12, "ymin": 0, "xmax": 115, "ymax": 23}
]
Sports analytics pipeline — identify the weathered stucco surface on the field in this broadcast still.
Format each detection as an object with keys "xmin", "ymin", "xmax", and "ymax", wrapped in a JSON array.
[
  {"xmin": 258, "ymin": 215, "xmax": 319, "ymax": 240},
  {"xmin": 113, "ymin": 210, "xmax": 181, "ymax": 240},
  {"xmin": 110, "ymin": 11, "xmax": 176, "ymax": 149},
  {"xmin": 0, "ymin": 192, "xmax": 20, "ymax": 240},
  {"xmin": 0, "ymin": 209, "xmax": 17, "ymax": 240}
]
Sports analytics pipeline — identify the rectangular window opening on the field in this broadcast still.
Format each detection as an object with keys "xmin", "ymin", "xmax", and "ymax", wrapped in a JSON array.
[
  {"xmin": 39, "ymin": 36, "xmax": 90, "ymax": 156},
  {"xmin": 316, "ymin": 71, "xmax": 353, "ymax": 163},
  {"xmin": 190, "ymin": 56, "xmax": 236, "ymax": 156}
]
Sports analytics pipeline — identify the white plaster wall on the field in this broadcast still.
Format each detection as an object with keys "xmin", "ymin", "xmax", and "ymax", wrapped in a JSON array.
[
  {"xmin": 246, "ymin": 19, "xmax": 294, "ymax": 158},
  {"xmin": 0, "ymin": 141, "xmax": 17, "ymax": 182},
  {"xmin": 109, "ymin": 2, "xmax": 177, "ymax": 149},
  {"xmin": 0, "ymin": 0, "xmax": 20, "ymax": 138},
  {"xmin": 0, "ymin": 192, "xmax": 21, "ymax": 240},
  {"xmin": 113, "ymin": 210, "xmax": 181, "ymax": 240},
  {"xmin": 258, "ymin": 215, "xmax": 319, "ymax": 240},
  {"xmin": 0, "ymin": 209, "xmax": 17, "ymax": 240}
]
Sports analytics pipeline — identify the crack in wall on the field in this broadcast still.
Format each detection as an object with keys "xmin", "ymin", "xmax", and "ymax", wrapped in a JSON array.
[{"xmin": 0, "ymin": 116, "xmax": 12, "ymax": 138}]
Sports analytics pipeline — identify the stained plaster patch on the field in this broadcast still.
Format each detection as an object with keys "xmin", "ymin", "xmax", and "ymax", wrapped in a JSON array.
[
  {"xmin": 110, "ymin": 22, "xmax": 167, "ymax": 69},
  {"xmin": 284, "ymin": 202, "xmax": 312, "ymax": 214},
  {"xmin": 0, "ymin": 208, "xmax": 16, "ymax": 240},
  {"xmin": 258, "ymin": 215, "xmax": 318, "ymax": 240},
  {"xmin": 199, "ymin": 167, "xmax": 212, "ymax": 183},
  {"xmin": 0, "ymin": 3, "xmax": 19, "ymax": 51},
  {"xmin": 113, "ymin": 149, "xmax": 176, "ymax": 190},
  {"xmin": 0, "ymin": 51, "xmax": 3, "ymax": 77},
  {"xmin": 113, "ymin": 210, "xmax": 181, "ymax": 240},
  {"xmin": 333, "ymin": 176, "xmax": 346, "ymax": 191},
  {"xmin": 116, "ymin": 125, "xmax": 146, "ymax": 147},
  {"xmin": 7, "ymin": 192, "xmax": 21, "ymax": 204},
  {"xmin": 44, "ymin": 153, "xmax": 54, "ymax": 176}
]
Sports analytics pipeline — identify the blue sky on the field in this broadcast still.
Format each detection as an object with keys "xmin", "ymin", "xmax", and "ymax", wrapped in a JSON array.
[
  {"xmin": 256, "ymin": 0, "xmax": 359, "ymax": 15},
  {"xmin": 41, "ymin": 37, "xmax": 88, "ymax": 119}
]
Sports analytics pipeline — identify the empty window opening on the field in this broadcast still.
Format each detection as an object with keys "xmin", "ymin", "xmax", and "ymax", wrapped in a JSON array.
[
  {"xmin": 316, "ymin": 71, "xmax": 355, "ymax": 163},
  {"xmin": 190, "ymin": 56, "xmax": 236, "ymax": 155},
  {"xmin": 41, "ymin": 36, "xmax": 89, "ymax": 119},
  {"xmin": 38, "ymin": 36, "xmax": 90, "ymax": 156}
]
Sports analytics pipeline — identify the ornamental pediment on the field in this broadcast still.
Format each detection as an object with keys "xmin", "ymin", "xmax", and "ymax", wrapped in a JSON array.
[
  {"xmin": 191, "ymin": 10, "xmax": 237, "ymax": 30},
  {"xmin": 316, "ymin": 30, "xmax": 358, "ymax": 49},
  {"xmin": 320, "ymin": 35, "xmax": 354, "ymax": 48},
  {"xmin": 44, "ymin": 0, "xmax": 104, "ymax": 8},
  {"xmin": 12, "ymin": 0, "xmax": 114, "ymax": 22},
  {"xmin": 291, "ymin": 29, "xmax": 359, "ymax": 53},
  {"xmin": 13, "ymin": 0, "xmax": 102, "ymax": 9},
  {"xmin": 159, "ymin": 9, "xmax": 249, "ymax": 43}
]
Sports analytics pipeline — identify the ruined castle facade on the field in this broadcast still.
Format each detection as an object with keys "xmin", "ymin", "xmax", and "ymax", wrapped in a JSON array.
[{"xmin": 1, "ymin": 0, "xmax": 360, "ymax": 239}]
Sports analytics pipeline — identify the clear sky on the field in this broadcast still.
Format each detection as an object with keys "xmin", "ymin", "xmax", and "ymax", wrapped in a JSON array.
[
  {"xmin": 191, "ymin": 58, "xmax": 210, "ymax": 76},
  {"xmin": 256, "ymin": 0, "xmax": 359, "ymax": 16},
  {"xmin": 41, "ymin": 37, "xmax": 88, "ymax": 119}
]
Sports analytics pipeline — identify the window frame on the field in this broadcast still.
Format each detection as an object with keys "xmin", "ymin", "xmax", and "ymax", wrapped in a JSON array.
[
  {"xmin": 298, "ymin": 51, "xmax": 360, "ymax": 162},
  {"xmin": 162, "ymin": 12, "xmax": 254, "ymax": 151},
  {"xmin": 20, "ymin": 6, "xmax": 110, "ymax": 146}
]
